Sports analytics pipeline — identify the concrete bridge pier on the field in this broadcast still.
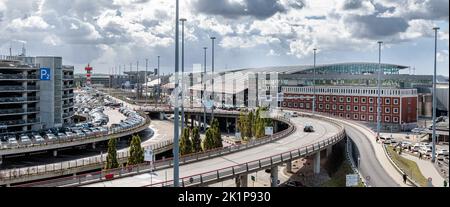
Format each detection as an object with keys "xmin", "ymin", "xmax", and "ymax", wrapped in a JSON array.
[
  {"xmin": 326, "ymin": 146, "xmax": 332, "ymax": 157},
  {"xmin": 159, "ymin": 112, "xmax": 165, "ymax": 120},
  {"xmin": 270, "ymin": 166, "xmax": 278, "ymax": 187},
  {"xmin": 92, "ymin": 142, "xmax": 96, "ymax": 149},
  {"xmin": 53, "ymin": 150, "xmax": 58, "ymax": 157},
  {"xmin": 313, "ymin": 152, "xmax": 320, "ymax": 174},
  {"xmin": 235, "ymin": 174, "xmax": 248, "ymax": 187},
  {"xmin": 286, "ymin": 160, "xmax": 292, "ymax": 173}
]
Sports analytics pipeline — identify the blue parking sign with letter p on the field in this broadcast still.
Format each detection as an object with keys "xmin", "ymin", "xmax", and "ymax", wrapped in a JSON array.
[{"xmin": 40, "ymin": 68, "xmax": 50, "ymax": 80}]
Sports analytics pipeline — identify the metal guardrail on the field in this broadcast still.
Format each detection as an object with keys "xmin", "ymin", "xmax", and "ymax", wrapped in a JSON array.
[
  {"xmin": 0, "ymin": 119, "xmax": 39, "ymax": 126},
  {"xmin": 148, "ymin": 126, "xmax": 346, "ymax": 187},
  {"xmin": 0, "ymin": 97, "xmax": 38, "ymax": 103},
  {"xmin": 12, "ymin": 116, "xmax": 295, "ymax": 187},
  {"xmin": 0, "ymin": 107, "xmax": 39, "ymax": 114},
  {"xmin": 0, "ymin": 86, "xmax": 39, "ymax": 91},
  {"xmin": 0, "ymin": 74, "xmax": 38, "ymax": 80},
  {"xmin": 0, "ymin": 113, "xmax": 149, "ymax": 151},
  {"xmin": 50, "ymin": 113, "xmax": 343, "ymax": 187},
  {"xmin": 345, "ymin": 137, "xmax": 368, "ymax": 187},
  {"xmin": 0, "ymin": 116, "xmax": 152, "ymax": 183}
]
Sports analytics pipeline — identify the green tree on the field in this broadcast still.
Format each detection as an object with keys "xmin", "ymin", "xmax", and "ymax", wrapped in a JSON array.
[
  {"xmin": 128, "ymin": 134, "xmax": 144, "ymax": 166},
  {"xmin": 202, "ymin": 127, "xmax": 215, "ymax": 151},
  {"xmin": 180, "ymin": 128, "xmax": 193, "ymax": 155},
  {"xmin": 105, "ymin": 138, "xmax": 119, "ymax": 169},
  {"xmin": 237, "ymin": 112, "xmax": 250, "ymax": 141},
  {"xmin": 191, "ymin": 127, "xmax": 202, "ymax": 153},
  {"xmin": 247, "ymin": 111, "xmax": 254, "ymax": 138},
  {"xmin": 211, "ymin": 119, "xmax": 223, "ymax": 148}
]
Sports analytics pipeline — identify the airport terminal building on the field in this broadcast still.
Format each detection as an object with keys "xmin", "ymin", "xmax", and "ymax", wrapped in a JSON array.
[{"xmin": 186, "ymin": 62, "xmax": 446, "ymax": 131}]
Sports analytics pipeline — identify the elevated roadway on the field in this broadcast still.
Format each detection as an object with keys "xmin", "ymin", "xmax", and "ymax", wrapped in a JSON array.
[{"xmin": 83, "ymin": 115, "xmax": 343, "ymax": 187}]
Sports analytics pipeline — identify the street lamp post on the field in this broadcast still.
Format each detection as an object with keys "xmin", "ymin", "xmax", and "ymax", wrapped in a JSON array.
[
  {"xmin": 173, "ymin": 0, "xmax": 180, "ymax": 187},
  {"xmin": 203, "ymin": 47, "xmax": 207, "ymax": 132},
  {"xmin": 312, "ymin": 48, "xmax": 317, "ymax": 114},
  {"xmin": 211, "ymin": 37, "xmax": 216, "ymax": 121},
  {"xmin": 431, "ymin": 27, "xmax": 440, "ymax": 163},
  {"xmin": 180, "ymin": 18, "xmax": 187, "ymax": 130},
  {"xmin": 137, "ymin": 60, "xmax": 139, "ymax": 100},
  {"xmin": 157, "ymin": 56, "xmax": 160, "ymax": 108},
  {"xmin": 145, "ymin": 58, "xmax": 148, "ymax": 106},
  {"xmin": 377, "ymin": 41, "xmax": 383, "ymax": 140}
]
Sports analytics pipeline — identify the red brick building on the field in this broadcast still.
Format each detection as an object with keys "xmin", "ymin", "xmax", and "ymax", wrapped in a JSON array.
[{"xmin": 281, "ymin": 86, "xmax": 418, "ymax": 129}]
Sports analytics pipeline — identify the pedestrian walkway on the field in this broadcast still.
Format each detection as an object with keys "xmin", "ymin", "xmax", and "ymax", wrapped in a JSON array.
[{"xmin": 401, "ymin": 153, "xmax": 445, "ymax": 187}]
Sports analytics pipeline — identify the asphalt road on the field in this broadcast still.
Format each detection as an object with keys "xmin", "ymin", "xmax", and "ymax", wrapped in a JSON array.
[
  {"xmin": 83, "ymin": 116, "xmax": 341, "ymax": 187},
  {"xmin": 344, "ymin": 124, "xmax": 399, "ymax": 187}
]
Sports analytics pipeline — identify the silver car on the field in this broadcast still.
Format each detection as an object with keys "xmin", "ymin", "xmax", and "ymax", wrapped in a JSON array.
[
  {"xmin": 8, "ymin": 137, "xmax": 18, "ymax": 145},
  {"xmin": 20, "ymin": 135, "xmax": 32, "ymax": 144},
  {"xmin": 46, "ymin": 133, "xmax": 57, "ymax": 141},
  {"xmin": 57, "ymin": 133, "xmax": 68, "ymax": 139},
  {"xmin": 33, "ymin": 135, "xmax": 45, "ymax": 143}
]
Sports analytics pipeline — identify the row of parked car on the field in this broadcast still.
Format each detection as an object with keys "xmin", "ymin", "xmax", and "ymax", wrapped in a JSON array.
[
  {"xmin": 0, "ymin": 124, "xmax": 111, "ymax": 147},
  {"xmin": 386, "ymin": 137, "xmax": 449, "ymax": 159},
  {"xmin": 110, "ymin": 108, "xmax": 145, "ymax": 131}
]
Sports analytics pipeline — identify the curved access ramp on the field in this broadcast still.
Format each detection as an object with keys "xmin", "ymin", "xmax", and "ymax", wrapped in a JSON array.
[{"xmin": 81, "ymin": 114, "xmax": 345, "ymax": 187}]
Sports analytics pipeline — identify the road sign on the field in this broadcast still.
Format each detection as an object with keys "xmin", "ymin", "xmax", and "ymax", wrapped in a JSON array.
[
  {"xmin": 40, "ymin": 68, "xmax": 51, "ymax": 80},
  {"xmin": 144, "ymin": 149, "xmax": 154, "ymax": 162},
  {"xmin": 251, "ymin": 176, "xmax": 255, "ymax": 181},
  {"xmin": 203, "ymin": 99, "xmax": 214, "ymax": 110},
  {"xmin": 265, "ymin": 127, "xmax": 273, "ymax": 136},
  {"xmin": 346, "ymin": 174, "xmax": 359, "ymax": 187}
]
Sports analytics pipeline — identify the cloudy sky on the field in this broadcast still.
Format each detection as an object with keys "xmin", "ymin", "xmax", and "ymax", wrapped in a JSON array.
[{"xmin": 0, "ymin": 0, "xmax": 448, "ymax": 76}]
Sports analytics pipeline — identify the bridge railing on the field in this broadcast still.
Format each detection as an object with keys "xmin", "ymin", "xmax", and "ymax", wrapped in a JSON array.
[
  {"xmin": 0, "ymin": 112, "xmax": 150, "ymax": 152},
  {"xmin": 0, "ymin": 113, "xmax": 152, "ymax": 182},
  {"xmin": 12, "ymin": 116, "xmax": 294, "ymax": 187},
  {"xmin": 148, "ymin": 128, "xmax": 346, "ymax": 187}
]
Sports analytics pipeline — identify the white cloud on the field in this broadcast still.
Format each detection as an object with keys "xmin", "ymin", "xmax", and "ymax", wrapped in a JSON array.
[
  {"xmin": 8, "ymin": 16, "xmax": 49, "ymax": 30},
  {"xmin": 0, "ymin": 0, "xmax": 448, "ymax": 74},
  {"xmin": 437, "ymin": 50, "xmax": 449, "ymax": 62}
]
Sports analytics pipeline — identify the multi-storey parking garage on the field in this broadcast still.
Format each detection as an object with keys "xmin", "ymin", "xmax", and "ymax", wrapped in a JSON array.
[{"xmin": 0, "ymin": 60, "xmax": 40, "ymax": 134}]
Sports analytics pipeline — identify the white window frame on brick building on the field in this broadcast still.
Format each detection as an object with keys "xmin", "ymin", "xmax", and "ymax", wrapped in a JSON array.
[
  {"xmin": 393, "ymin": 108, "xmax": 399, "ymax": 113},
  {"xmin": 393, "ymin": 99, "xmax": 399, "ymax": 105},
  {"xmin": 393, "ymin": 117, "xmax": 399, "ymax": 123}
]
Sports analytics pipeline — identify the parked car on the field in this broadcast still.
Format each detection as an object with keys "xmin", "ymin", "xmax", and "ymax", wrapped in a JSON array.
[
  {"xmin": 380, "ymin": 136, "xmax": 392, "ymax": 144},
  {"xmin": 20, "ymin": 134, "xmax": 32, "ymax": 144},
  {"xmin": 8, "ymin": 137, "xmax": 18, "ymax": 145},
  {"xmin": 46, "ymin": 133, "xmax": 57, "ymax": 141},
  {"xmin": 436, "ymin": 149, "xmax": 449, "ymax": 157},
  {"xmin": 33, "ymin": 135, "xmax": 45, "ymax": 143},
  {"xmin": 74, "ymin": 130, "xmax": 85, "ymax": 137},
  {"xmin": 57, "ymin": 133, "xmax": 68, "ymax": 140},
  {"xmin": 65, "ymin": 132, "xmax": 75, "ymax": 138},
  {"xmin": 419, "ymin": 145, "xmax": 432, "ymax": 155},
  {"xmin": 400, "ymin": 141, "xmax": 412, "ymax": 149}
]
